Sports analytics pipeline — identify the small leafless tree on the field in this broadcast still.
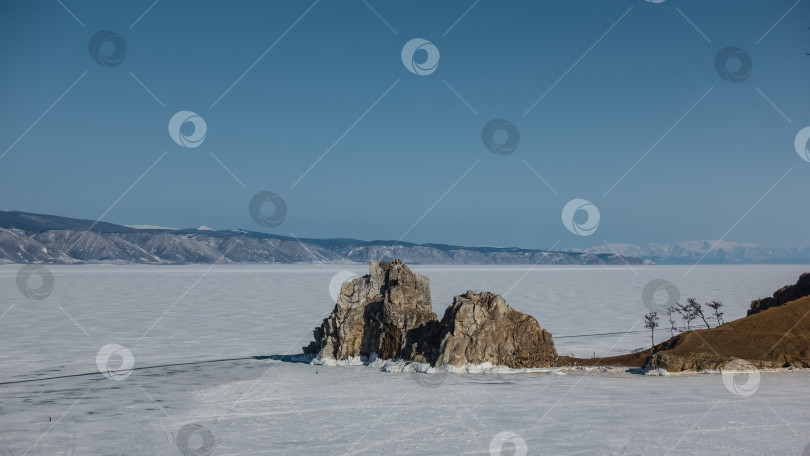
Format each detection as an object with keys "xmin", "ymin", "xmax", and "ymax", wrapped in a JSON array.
[
  {"xmin": 644, "ymin": 312, "xmax": 659, "ymax": 347},
  {"xmin": 666, "ymin": 305, "xmax": 678, "ymax": 337},
  {"xmin": 706, "ymin": 300, "xmax": 725, "ymax": 325},
  {"xmin": 687, "ymin": 298, "xmax": 711, "ymax": 329},
  {"xmin": 676, "ymin": 302, "xmax": 696, "ymax": 331}
]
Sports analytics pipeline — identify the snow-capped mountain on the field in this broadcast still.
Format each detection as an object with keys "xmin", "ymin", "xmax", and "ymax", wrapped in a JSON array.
[
  {"xmin": 0, "ymin": 210, "xmax": 641, "ymax": 265},
  {"xmin": 578, "ymin": 241, "xmax": 810, "ymax": 264}
]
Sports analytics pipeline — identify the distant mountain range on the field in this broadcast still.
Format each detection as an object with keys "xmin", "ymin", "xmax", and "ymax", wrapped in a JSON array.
[
  {"xmin": 577, "ymin": 241, "xmax": 810, "ymax": 265},
  {"xmin": 0, "ymin": 211, "xmax": 643, "ymax": 265},
  {"xmin": 2, "ymin": 211, "xmax": 805, "ymax": 265}
]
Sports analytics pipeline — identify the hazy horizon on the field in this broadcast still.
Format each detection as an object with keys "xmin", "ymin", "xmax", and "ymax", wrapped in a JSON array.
[{"xmin": 4, "ymin": 207, "xmax": 810, "ymax": 252}]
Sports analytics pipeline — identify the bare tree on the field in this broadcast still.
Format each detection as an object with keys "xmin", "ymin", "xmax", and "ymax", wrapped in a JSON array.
[
  {"xmin": 666, "ymin": 305, "xmax": 678, "ymax": 337},
  {"xmin": 706, "ymin": 300, "xmax": 725, "ymax": 326},
  {"xmin": 676, "ymin": 302, "xmax": 696, "ymax": 331},
  {"xmin": 687, "ymin": 298, "xmax": 711, "ymax": 329},
  {"xmin": 644, "ymin": 312, "xmax": 659, "ymax": 347}
]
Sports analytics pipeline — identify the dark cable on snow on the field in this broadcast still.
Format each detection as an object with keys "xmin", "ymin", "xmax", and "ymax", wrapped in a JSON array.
[{"xmin": 553, "ymin": 329, "xmax": 648, "ymax": 339}]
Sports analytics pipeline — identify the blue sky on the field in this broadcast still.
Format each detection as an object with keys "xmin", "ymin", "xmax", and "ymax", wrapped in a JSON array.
[{"xmin": 0, "ymin": 0, "xmax": 808, "ymax": 249}]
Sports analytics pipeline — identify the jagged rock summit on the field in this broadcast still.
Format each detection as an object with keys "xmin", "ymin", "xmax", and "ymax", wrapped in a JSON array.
[{"xmin": 303, "ymin": 259, "xmax": 558, "ymax": 369}]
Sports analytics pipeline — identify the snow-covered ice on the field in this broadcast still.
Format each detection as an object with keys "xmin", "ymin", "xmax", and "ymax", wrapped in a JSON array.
[{"xmin": 1, "ymin": 264, "xmax": 809, "ymax": 455}]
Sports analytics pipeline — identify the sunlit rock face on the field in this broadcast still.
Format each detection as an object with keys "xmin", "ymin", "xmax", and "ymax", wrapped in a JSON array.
[{"xmin": 435, "ymin": 290, "xmax": 558, "ymax": 368}]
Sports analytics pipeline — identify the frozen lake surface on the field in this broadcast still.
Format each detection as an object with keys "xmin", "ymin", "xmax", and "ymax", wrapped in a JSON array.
[{"xmin": 1, "ymin": 264, "xmax": 809, "ymax": 455}]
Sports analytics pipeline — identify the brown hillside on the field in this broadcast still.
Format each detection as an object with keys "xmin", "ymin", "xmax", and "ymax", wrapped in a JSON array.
[
  {"xmin": 647, "ymin": 294, "xmax": 810, "ymax": 371},
  {"xmin": 555, "ymin": 350, "xmax": 651, "ymax": 369}
]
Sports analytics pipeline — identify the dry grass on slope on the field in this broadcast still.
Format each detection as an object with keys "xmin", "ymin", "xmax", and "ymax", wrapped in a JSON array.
[{"xmin": 647, "ymin": 295, "xmax": 810, "ymax": 371}]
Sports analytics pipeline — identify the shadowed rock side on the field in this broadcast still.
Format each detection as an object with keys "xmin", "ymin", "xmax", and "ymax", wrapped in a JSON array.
[
  {"xmin": 435, "ymin": 291, "xmax": 557, "ymax": 368},
  {"xmin": 748, "ymin": 272, "xmax": 810, "ymax": 316},
  {"xmin": 304, "ymin": 259, "xmax": 558, "ymax": 368}
]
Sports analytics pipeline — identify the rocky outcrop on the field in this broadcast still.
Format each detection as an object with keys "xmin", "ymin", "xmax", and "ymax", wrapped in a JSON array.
[
  {"xmin": 748, "ymin": 272, "xmax": 810, "ymax": 316},
  {"xmin": 435, "ymin": 291, "xmax": 557, "ymax": 368},
  {"xmin": 304, "ymin": 260, "xmax": 558, "ymax": 369},
  {"xmin": 303, "ymin": 259, "xmax": 438, "ymax": 360}
]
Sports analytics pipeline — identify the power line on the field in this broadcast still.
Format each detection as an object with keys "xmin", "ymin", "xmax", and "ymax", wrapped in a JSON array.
[
  {"xmin": 0, "ymin": 354, "xmax": 300, "ymax": 386},
  {"xmin": 554, "ymin": 329, "xmax": 648, "ymax": 339}
]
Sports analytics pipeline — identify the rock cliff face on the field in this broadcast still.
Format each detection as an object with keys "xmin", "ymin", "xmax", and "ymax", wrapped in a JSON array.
[
  {"xmin": 303, "ymin": 259, "xmax": 438, "ymax": 360},
  {"xmin": 435, "ymin": 291, "xmax": 557, "ymax": 368},
  {"xmin": 304, "ymin": 260, "xmax": 558, "ymax": 369},
  {"xmin": 748, "ymin": 272, "xmax": 810, "ymax": 316}
]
